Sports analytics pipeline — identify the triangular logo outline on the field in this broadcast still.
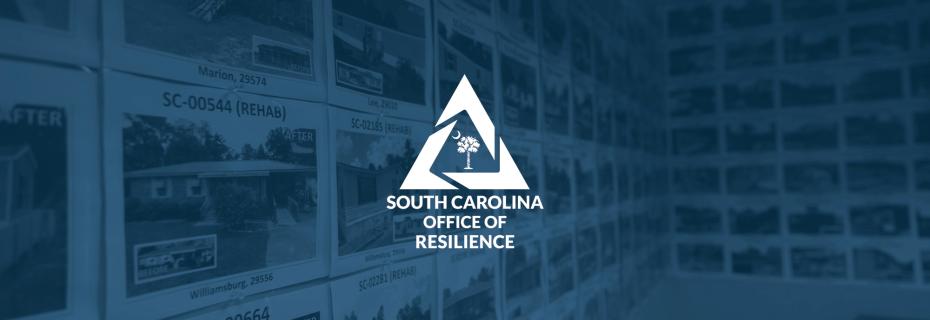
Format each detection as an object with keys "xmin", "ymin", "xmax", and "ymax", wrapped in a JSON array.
[{"xmin": 400, "ymin": 76, "xmax": 529, "ymax": 190}]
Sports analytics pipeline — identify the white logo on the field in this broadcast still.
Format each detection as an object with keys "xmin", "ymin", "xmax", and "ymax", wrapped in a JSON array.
[{"xmin": 400, "ymin": 76, "xmax": 529, "ymax": 190}]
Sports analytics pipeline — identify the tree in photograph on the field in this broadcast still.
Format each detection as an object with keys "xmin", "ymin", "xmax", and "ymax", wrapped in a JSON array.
[
  {"xmin": 456, "ymin": 136, "xmax": 481, "ymax": 170},
  {"xmin": 265, "ymin": 127, "xmax": 299, "ymax": 163},
  {"xmin": 396, "ymin": 297, "xmax": 429, "ymax": 320},
  {"xmin": 212, "ymin": 183, "xmax": 260, "ymax": 229}
]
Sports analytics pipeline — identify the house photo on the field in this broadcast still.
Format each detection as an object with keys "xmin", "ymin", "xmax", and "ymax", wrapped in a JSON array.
[
  {"xmin": 336, "ymin": 130, "xmax": 417, "ymax": 256},
  {"xmin": 0, "ymin": 104, "xmax": 68, "ymax": 319},
  {"xmin": 122, "ymin": 114, "xmax": 319, "ymax": 296}
]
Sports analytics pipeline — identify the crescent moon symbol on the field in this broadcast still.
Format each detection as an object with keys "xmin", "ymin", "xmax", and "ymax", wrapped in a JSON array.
[{"xmin": 451, "ymin": 130, "xmax": 461, "ymax": 140}]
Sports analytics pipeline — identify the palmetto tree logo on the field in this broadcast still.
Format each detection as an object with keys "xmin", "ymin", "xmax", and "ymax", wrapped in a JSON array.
[
  {"xmin": 400, "ymin": 76, "xmax": 528, "ymax": 190},
  {"xmin": 454, "ymin": 135, "xmax": 481, "ymax": 170}
]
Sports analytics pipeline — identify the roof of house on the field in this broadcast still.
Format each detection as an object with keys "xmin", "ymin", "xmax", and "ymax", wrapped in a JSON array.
[{"xmin": 125, "ymin": 160, "xmax": 311, "ymax": 178}]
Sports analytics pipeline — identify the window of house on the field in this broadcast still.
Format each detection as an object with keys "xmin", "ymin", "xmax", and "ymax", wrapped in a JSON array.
[
  {"xmin": 151, "ymin": 179, "xmax": 171, "ymax": 199},
  {"xmin": 186, "ymin": 178, "xmax": 204, "ymax": 197}
]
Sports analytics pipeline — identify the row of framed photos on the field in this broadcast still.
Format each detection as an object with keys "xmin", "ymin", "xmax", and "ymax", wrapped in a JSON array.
[
  {"xmin": 169, "ymin": 211, "xmax": 671, "ymax": 320},
  {"xmin": 670, "ymin": 158, "xmax": 930, "ymax": 195},
  {"xmin": 665, "ymin": 0, "xmax": 930, "ymax": 293},
  {"xmin": 676, "ymin": 241, "xmax": 930, "ymax": 286},
  {"xmin": 670, "ymin": 113, "xmax": 930, "ymax": 156},
  {"xmin": 666, "ymin": 0, "xmax": 930, "ymax": 39},
  {"xmin": 0, "ymin": 0, "xmax": 658, "ymax": 143},
  {"xmin": 668, "ymin": 62, "xmax": 930, "ymax": 118},
  {"xmin": 0, "ymin": 58, "xmax": 670, "ymax": 319},
  {"xmin": 673, "ymin": 200, "xmax": 930, "ymax": 238},
  {"xmin": 667, "ymin": 12, "xmax": 929, "ymax": 77}
]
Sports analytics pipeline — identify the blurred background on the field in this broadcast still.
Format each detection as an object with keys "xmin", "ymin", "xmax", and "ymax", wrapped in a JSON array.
[{"xmin": 0, "ymin": 0, "xmax": 927, "ymax": 319}]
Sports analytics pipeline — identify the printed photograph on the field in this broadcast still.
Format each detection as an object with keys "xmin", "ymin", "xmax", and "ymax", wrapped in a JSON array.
[
  {"xmin": 783, "ymin": 162, "xmax": 840, "ymax": 194},
  {"xmin": 725, "ymin": 121, "xmax": 776, "ymax": 153},
  {"xmin": 844, "ymin": 67, "xmax": 903, "ymax": 103},
  {"xmin": 668, "ymin": 85, "xmax": 716, "ymax": 118},
  {"xmin": 787, "ymin": 204, "xmax": 844, "ymax": 235},
  {"xmin": 666, "ymin": 4, "xmax": 713, "ymax": 38},
  {"xmin": 434, "ymin": 7, "xmax": 495, "ymax": 117},
  {"xmin": 849, "ymin": 20, "xmax": 910, "ymax": 57},
  {"xmin": 853, "ymin": 247, "xmax": 915, "ymax": 283},
  {"xmin": 616, "ymin": 164, "xmax": 629, "ymax": 202},
  {"xmin": 914, "ymin": 63, "xmax": 930, "ymax": 98},
  {"xmin": 668, "ymin": 45, "xmax": 715, "ymax": 76},
  {"xmin": 781, "ymin": 117, "xmax": 838, "ymax": 151},
  {"xmin": 579, "ymin": 291, "xmax": 602, "ymax": 320},
  {"xmin": 781, "ymin": 0, "xmax": 837, "ymax": 21},
  {"xmin": 723, "ymin": 79, "xmax": 774, "ymax": 111},
  {"xmin": 791, "ymin": 246, "xmax": 847, "ymax": 279},
  {"xmin": 724, "ymin": 37, "xmax": 775, "ymax": 70},
  {"xmin": 783, "ymin": 29, "xmax": 841, "ymax": 64},
  {"xmin": 575, "ymin": 225, "xmax": 598, "ymax": 285},
  {"xmin": 542, "ymin": 67, "xmax": 571, "ymax": 137},
  {"xmin": 331, "ymin": 0, "xmax": 427, "ymax": 105},
  {"xmin": 600, "ymin": 284, "xmax": 622, "ymax": 318},
  {"xmin": 122, "ymin": 113, "xmax": 319, "ymax": 296},
  {"xmin": 0, "ymin": 0, "xmax": 68, "ymax": 30},
  {"xmin": 572, "ymin": 80, "xmax": 594, "ymax": 141},
  {"xmin": 592, "ymin": 32, "xmax": 611, "ymax": 91},
  {"xmin": 570, "ymin": 17, "xmax": 591, "ymax": 75},
  {"xmin": 0, "ymin": 0, "xmax": 71, "ymax": 31},
  {"xmin": 672, "ymin": 126, "xmax": 718, "ymax": 155},
  {"xmin": 439, "ymin": 250, "xmax": 497, "ymax": 320},
  {"xmin": 923, "ymin": 250, "xmax": 930, "ymax": 284},
  {"xmin": 731, "ymin": 245, "xmax": 783, "ymax": 277},
  {"xmin": 618, "ymin": 216, "xmax": 632, "ymax": 255},
  {"xmin": 600, "ymin": 221, "xmax": 618, "ymax": 268},
  {"xmin": 922, "ymin": 17, "xmax": 930, "ymax": 49},
  {"xmin": 436, "ymin": 0, "xmax": 492, "ymax": 25},
  {"xmin": 0, "ymin": 104, "xmax": 67, "ymax": 319},
  {"xmin": 847, "ymin": 0, "xmax": 907, "ymax": 12},
  {"xmin": 539, "ymin": 0, "xmax": 569, "ymax": 61},
  {"xmin": 677, "ymin": 243, "xmax": 724, "ymax": 273},
  {"xmin": 124, "ymin": 0, "xmax": 317, "ymax": 79},
  {"xmin": 614, "ymin": 108, "xmax": 628, "ymax": 148},
  {"xmin": 547, "ymin": 232, "xmax": 574, "ymax": 302},
  {"xmin": 596, "ymin": 154, "xmax": 616, "ymax": 207},
  {"xmin": 780, "ymin": 75, "xmax": 837, "ymax": 108},
  {"xmin": 673, "ymin": 166, "xmax": 720, "ymax": 195},
  {"xmin": 335, "ymin": 128, "xmax": 418, "ymax": 256},
  {"xmin": 544, "ymin": 152, "xmax": 572, "ymax": 215},
  {"xmin": 504, "ymin": 140, "xmax": 541, "ymax": 216},
  {"xmin": 574, "ymin": 155, "xmax": 595, "ymax": 211},
  {"xmin": 917, "ymin": 159, "xmax": 930, "ymax": 191},
  {"xmin": 915, "ymin": 204, "xmax": 930, "ymax": 238},
  {"xmin": 915, "ymin": 111, "xmax": 930, "ymax": 144},
  {"xmin": 849, "ymin": 203, "xmax": 910, "ymax": 237},
  {"xmin": 721, "ymin": 0, "xmax": 772, "ymax": 29},
  {"xmin": 497, "ymin": 0, "xmax": 536, "ymax": 46},
  {"xmin": 846, "ymin": 160, "xmax": 908, "ymax": 194},
  {"xmin": 504, "ymin": 236, "xmax": 544, "ymax": 320},
  {"xmin": 332, "ymin": 257, "xmax": 433, "ymax": 320},
  {"xmin": 729, "ymin": 205, "xmax": 780, "ymax": 235},
  {"xmin": 500, "ymin": 51, "xmax": 538, "ymax": 132},
  {"xmin": 675, "ymin": 205, "xmax": 722, "ymax": 234},
  {"xmin": 845, "ymin": 113, "xmax": 907, "ymax": 147},
  {"xmin": 726, "ymin": 164, "xmax": 777, "ymax": 195}
]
